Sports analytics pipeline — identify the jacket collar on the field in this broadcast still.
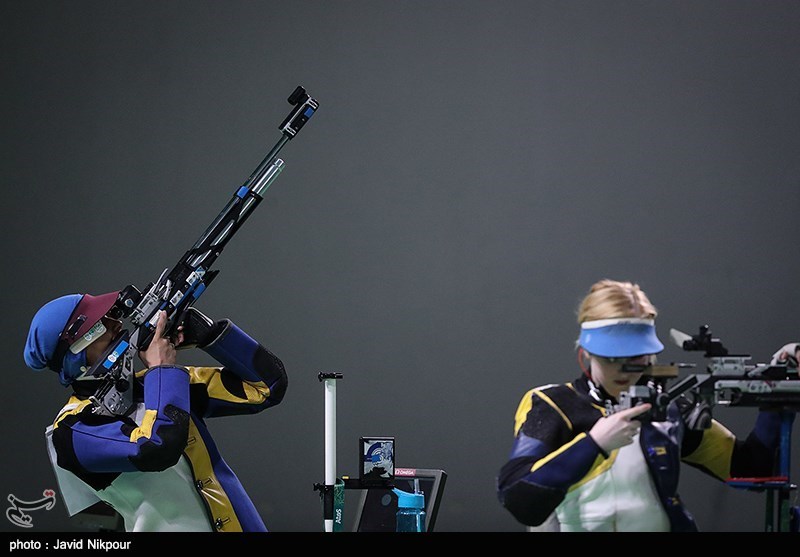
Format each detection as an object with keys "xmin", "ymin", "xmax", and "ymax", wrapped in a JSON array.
[{"xmin": 574, "ymin": 373, "xmax": 618, "ymax": 405}]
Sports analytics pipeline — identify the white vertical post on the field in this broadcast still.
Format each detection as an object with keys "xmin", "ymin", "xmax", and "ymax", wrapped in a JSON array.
[{"xmin": 323, "ymin": 376, "xmax": 337, "ymax": 532}]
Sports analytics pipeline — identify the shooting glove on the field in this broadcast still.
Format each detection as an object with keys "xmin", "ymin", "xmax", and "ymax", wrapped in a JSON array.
[
  {"xmin": 674, "ymin": 393, "xmax": 713, "ymax": 430},
  {"xmin": 178, "ymin": 307, "xmax": 226, "ymax": 350}
]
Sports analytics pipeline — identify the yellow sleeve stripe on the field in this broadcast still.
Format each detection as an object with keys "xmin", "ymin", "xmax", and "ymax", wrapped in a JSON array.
[
  {"xmin": 531, "ymin": 432, "xmax": 586, "ymax": 473},
  {"xmin": 514, "ymin": 386, "xmax": 575, "ymax": 436},
  {"xmin": 568, "ymin": 446, "xmax": 615, "ymax": 492},
  {"xmin": 682, "ymin": 420, "xmax": 736, "ymax": 479},
  {"xmin": 530, "ymin": 432, "xmax": 615, "ymax": 490},
  {"xmin": 188, "ymin": 366, "xmax": 271, "ymax": 404},
  {"xmin": 513, "ymin": 389, "xmax": 535, "ymax": 435},
  {"xmin": 535, "ymin": 389, "xmax": 573, "ymax": 432},
  {"xmin": 128, "ymin": 409, "xmax": 158, "ymax": 443},
  {"xmin": 52, "ymin": 397, "xmax": 93, "ymax": 430}
]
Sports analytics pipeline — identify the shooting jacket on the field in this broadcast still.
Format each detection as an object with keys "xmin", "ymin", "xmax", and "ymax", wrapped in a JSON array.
[
  {"xmin": 45, "ymin": 320, "xmax": 287, "ymax": 532},
  {"xmin": 497, "ymin": 374, "xmax": 782, "ymax": 531}
]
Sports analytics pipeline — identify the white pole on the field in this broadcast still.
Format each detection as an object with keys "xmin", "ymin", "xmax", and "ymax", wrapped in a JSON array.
[{"xmin": 324, "ymin": 377, "xmax": 336, "ymax": 532}]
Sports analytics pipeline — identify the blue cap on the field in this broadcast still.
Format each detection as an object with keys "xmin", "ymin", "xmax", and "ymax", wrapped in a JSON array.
[
  {"xmin": 393, "ymin": 488, "xmax": 425, "ymax": 509},
  {"xmin": 578, "ymin": 318, "xmax": 664, "ymax": 358},
  {"xmin": 24, "ymin": 294, "xmax": 89, "ymax": 386}
]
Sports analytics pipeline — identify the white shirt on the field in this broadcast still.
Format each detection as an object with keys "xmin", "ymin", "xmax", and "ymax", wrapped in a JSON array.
[
  {"xmin": 554, "ymin": 433, "xmax": 671, "ymax": 532},
  {"xmin": 45, "ymin": 402, "xmax": 213, "ymax": 532}
]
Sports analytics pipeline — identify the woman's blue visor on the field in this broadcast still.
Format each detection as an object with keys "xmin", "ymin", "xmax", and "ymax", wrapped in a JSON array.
[{"xmin": 579, "ymin": 318, "xmax": 664, "ymax": 358}]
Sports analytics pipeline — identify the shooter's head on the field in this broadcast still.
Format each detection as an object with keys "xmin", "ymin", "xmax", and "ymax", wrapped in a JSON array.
[
  {"xmin": 575, "ymin": 280, "xmax": 665, "ymax": 399},
  {"xmin": 24, "ymin": 291, "xmax": 122, "ymax": 385}
]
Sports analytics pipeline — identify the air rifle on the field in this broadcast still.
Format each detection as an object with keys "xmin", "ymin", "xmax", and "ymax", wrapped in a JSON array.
[
  {"xmin": 86, "ymin": 86, "xmax": 318, "ymax": 416},
  {"xmin": 665, "ymin": 325, "xmax": 800, "ymax": 424},
  {"xmin": 616, "ymin": 325, "xmax": 800, "ymax": 428}
]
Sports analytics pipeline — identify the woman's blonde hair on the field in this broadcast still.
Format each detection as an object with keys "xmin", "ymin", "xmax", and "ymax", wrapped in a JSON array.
[{"xmin": 577, "ymin": 279, "xmax": 658, "ymax": 324}]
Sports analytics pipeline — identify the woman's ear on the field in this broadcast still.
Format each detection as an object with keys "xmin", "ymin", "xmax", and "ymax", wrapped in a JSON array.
[{"xmin": 577, "ymin": 347, "xmax": 591, "ymax": 376}]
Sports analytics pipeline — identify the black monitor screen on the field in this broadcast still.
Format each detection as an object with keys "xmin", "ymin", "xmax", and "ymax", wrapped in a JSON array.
[{"xmin": 353, "ymin": 468, "xmax": 446, "ymax": 532}]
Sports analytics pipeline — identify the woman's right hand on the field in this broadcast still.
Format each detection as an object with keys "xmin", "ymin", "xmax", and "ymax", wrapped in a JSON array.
[
  {"xmin": 139, "ymin": 310, "xmax": 178, "ymax": 368},
  {"xmin": 589, "ymin": 403, "xmax": 652, "ymax": 453}
]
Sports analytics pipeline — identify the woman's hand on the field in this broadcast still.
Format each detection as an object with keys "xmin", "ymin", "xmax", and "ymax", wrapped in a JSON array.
[
  {"xmin": 139, "ymin": 310, "xmax": 178, "ymax": 368},
  {"xmin": 589, "ymin": 403, "xmax": 652, "ymax": 453}
]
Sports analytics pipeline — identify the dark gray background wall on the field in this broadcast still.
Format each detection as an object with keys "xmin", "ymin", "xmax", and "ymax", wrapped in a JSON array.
[{"xmin": 2, "ymin": 0, "xmax": 799, "ymax": 533}]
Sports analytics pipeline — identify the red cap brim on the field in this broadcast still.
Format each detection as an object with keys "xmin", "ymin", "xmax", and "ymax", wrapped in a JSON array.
[{"xmin": 60, "ymin": 291, "xmax": 120, "ymax": 344}]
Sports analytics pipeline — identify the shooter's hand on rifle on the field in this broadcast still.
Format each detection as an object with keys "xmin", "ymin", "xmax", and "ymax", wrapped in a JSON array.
[
  {"xmin": 589, "ymin": 403, "xmax": 651, "ymax": 454},
  {"xmin": 139, "ymin": 310, "xmax": 180, "ymax": 367}
]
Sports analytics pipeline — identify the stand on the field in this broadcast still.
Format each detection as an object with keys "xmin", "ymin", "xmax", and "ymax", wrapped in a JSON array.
[
  {"xmin": 313, "ymin": 372, "xmax": 343, "ymax": 532},
  {"xmin": 313, "ymin": 373, "xmax": 395, "ymax": 532},
  {"xmin": 726, "ymin": 410, "xmax": 797, "ymax": 532}
]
